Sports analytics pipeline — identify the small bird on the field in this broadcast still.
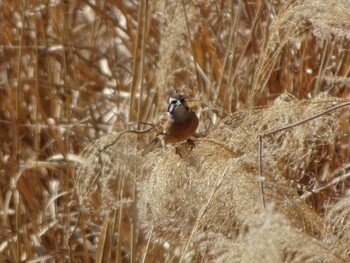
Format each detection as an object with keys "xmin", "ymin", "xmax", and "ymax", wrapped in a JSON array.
[{"xmin": 142, "ymin": 95, "xmax": 199, "ymax": 156}]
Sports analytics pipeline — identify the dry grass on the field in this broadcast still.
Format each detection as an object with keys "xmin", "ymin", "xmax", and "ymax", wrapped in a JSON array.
[{"xmin": 2, "ymin": 0, "xmax": 350, "ymax": 262}]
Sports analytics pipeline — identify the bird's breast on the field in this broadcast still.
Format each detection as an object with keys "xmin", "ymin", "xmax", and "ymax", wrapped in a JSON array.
[{"xmin": 163, "ymin": 111, "xmax": 199, "ymax": 144}]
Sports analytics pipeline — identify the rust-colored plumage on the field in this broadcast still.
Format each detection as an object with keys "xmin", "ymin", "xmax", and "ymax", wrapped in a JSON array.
[{"xmin": 142, "ymin": 95, "xmax": 199, "ymax": 155}]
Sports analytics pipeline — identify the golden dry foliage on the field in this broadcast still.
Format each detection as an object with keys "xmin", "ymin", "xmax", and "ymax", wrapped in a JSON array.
[
  {"xmin": 2, "ymin": 0, "xmax": 350, "ymax": 262},
  {"xmin": 76, "ymin": 133, "xmax": 139, "ymax": 215},
  {"xmin": 137, "ymin": 95, "xmax": 348, "ymax": 261},
  {"xmin": 326, "ymin": 196, "xmax": 350, "ymax": 260},
  {"xmin": 213, "ymin": 206, "xmax": 343, "ymax": 263}
]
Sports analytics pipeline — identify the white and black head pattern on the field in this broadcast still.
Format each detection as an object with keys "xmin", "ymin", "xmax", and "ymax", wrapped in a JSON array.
[{"xmin": 167, "ymin": 95, "xmax": 189, "ymax": 115}]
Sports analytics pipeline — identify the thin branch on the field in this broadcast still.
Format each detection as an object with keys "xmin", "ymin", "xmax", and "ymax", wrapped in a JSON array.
[
  {"xmin": 258, "ymin": 101, "xmax": 350, "ymax": 208},
  {"xmin": 301, "ymin": 172, "xmax": 350, "ymax": 200},
  {"xmin": 258, "ymin": 135, "xmax": 266, "ymax": 209},
  {"xmin": 179, "ymin": 166, "xmax": 228, "ymax": 262},
  {"xmin": 264, "ymin": 101, "xmax": 350, "ymax": 136}
]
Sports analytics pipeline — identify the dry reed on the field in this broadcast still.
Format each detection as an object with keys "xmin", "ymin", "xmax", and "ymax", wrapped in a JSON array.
[{"xmin": 2, "ymin": 0, "xmax": 350, "ymax": 262}]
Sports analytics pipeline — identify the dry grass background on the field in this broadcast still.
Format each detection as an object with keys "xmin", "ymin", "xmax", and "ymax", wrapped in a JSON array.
[{"xmin": 2, "ymin": 0, "xmax": 350, "ymax": 262}]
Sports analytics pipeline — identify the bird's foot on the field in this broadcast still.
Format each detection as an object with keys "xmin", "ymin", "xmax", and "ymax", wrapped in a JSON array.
[
  {"xmin": 174, "ymin": 139, "xmax": 196, "ymax": 157},
  {"xmin": 186, "ymin": 139, "xmax": 196, "ymax": 151},
  {"xmin": 175, "ymin": 146, "xmax": 183, "ymax": 157}
]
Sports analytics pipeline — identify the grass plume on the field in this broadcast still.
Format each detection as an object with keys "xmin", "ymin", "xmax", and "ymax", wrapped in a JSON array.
[{"xmin": 2, "ymin": 0, "xmax": 350, "ymax": 262}]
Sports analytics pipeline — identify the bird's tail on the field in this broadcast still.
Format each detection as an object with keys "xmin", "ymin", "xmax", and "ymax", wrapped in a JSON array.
[{"xmin": 141, "ymin": 137, "xmax": 162, "ymax": 156}]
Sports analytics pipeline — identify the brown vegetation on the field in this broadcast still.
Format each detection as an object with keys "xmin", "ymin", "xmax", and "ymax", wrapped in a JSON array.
[{"xmin": 1, "ymin": 0, "xmax": 350, "ymax": 262}]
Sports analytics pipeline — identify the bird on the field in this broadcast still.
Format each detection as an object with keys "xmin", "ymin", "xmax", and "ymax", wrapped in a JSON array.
[{"xmin": 141, "ymin": 95, "xmax": 199, "ymax": 156}]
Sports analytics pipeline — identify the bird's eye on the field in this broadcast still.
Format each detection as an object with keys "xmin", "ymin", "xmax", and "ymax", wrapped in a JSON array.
[{"xmin": 169, "ymin": 98, "xmax": 177, "ymax": 104}]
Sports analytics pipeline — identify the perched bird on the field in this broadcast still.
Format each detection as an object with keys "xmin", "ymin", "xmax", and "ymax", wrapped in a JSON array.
[{"xmin": 142, "ymin": 95, "xmax": 199, "ymax": 156}]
